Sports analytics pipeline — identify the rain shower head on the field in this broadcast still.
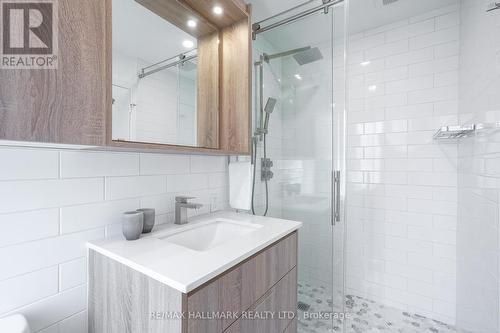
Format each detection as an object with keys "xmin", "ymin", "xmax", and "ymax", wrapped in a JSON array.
[
  {"xmin": 257, "ymin": 46, "xmax": 323, "ymax": 66},
  {"xmin": 262, "ymin": 47, "xmax": 311, "ymax": 63},
  {"xmin": 293, "ymin": 47, "xmax": 323, "ymax": 65}
]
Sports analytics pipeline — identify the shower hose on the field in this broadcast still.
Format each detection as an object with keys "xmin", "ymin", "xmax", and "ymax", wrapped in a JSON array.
[{"xmin": 251, "ymin": 133, "xmax": 269, "ymax": 216}]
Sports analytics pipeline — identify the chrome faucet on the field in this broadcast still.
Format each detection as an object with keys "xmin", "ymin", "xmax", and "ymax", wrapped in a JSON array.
[{"xmin": 175, "ymin": 196, "xmax": 203, "ymax": 225}]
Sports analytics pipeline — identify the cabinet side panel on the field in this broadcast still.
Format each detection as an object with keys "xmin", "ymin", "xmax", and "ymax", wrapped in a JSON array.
[
  {"xmin": 0, "ymin": 0, "xmax": 106, "ymax": 145},
  {"xmin": 220, "ymin": 18, "xmax": 251, "ymax": 154},
  {"xmin": 197, "ymin": 31, "xmax": 220, "ymax": 149},
  {"xmin": 88, "ymin": 250, "xmax": 184, "ymax": 333}
]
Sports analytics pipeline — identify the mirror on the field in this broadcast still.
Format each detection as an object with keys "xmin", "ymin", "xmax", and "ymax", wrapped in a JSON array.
[{"xmin": 111, "ymin": 0, "xmax": 219, "ymax": 148}]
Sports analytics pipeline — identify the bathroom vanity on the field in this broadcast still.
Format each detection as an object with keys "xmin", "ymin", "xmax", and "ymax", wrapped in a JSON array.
[{"xmin": 87, "ymin": 212, "xmax": 301, "ymax": 333}]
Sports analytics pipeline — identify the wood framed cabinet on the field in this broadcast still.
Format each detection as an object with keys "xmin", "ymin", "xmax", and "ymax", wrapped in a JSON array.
[
  {"xmin": 0, "ymin": 0, "xmax": 252, "ymax": 155},
  {"xmin": 89, "ymin": 231, "xmax": 298, "ymax": 333},
  {"xmin": 0, "ymin": 0, "xmax": 107, "ymax": 145}
]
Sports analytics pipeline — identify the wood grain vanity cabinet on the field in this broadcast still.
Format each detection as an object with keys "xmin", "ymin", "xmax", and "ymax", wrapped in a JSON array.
[
  {"xmin": 89, "ymin": 231, "xmax": 298, "ymax": 333},
  {"xmin": 0, "ymin": 0, "xmax": 252, "ymax": 155}
]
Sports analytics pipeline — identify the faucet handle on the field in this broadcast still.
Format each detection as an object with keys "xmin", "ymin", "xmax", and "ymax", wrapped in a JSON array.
[{"xmin": 175, "ymin": 196, "xmax": 196, "ymax": 203}]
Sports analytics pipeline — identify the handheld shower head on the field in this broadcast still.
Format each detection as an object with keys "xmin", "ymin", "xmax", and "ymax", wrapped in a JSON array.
[
  {"xmin": 264, "ymin": 97, "xmax": 277, "ymax": 114},
  {"xmin": 263, "ymin": 97, "xmax": 277, "ymax": 131}
]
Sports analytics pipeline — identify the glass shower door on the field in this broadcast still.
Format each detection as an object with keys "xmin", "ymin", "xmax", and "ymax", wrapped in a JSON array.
[{"xmin": 251, "ymin": 2, "xmax": 347, "ymax": 331}]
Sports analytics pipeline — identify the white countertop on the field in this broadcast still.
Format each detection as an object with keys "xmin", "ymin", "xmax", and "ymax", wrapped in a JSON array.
[{"xmin": 87, "ymin": 211, "xmax": 302, "ymax": 293}]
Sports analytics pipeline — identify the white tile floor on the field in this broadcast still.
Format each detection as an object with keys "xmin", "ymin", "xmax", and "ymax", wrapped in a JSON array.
[{"xmin": 297, "ymin": 282, "xmax": 470, "ymax": 333}]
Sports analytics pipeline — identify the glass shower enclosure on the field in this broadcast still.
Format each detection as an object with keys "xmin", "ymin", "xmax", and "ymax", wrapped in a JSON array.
[
  {"xmin": 253, "ymin": 0, "xmax": 500, "ymax": 333},
  {"xmin": 251, "ymin": 1, "xmax": 348, "ymax": 332}
]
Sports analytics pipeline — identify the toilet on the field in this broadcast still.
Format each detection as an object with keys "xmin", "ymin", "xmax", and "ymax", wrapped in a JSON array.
[{"xmin": 0, "ymin": 315, "xmax": 31, "ymax": 333}]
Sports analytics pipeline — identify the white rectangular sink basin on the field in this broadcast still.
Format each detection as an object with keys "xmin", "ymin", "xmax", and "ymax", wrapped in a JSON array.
[{"xmin": 159, "ymin": 220, "xmax": 262, "ymax": 251}]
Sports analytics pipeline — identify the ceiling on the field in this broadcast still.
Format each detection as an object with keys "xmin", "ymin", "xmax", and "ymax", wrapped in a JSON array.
[{"xmin": 113, "ymin": 0, "xmax": 197, "ymax": 65}]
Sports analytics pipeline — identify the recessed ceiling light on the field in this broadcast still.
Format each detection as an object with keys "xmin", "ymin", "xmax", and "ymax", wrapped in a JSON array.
[
  {"xmin": 361, "ymin": 61, "xmax": 371, "ymax": 66},
  {"xmin": 187, "ymin": 20, "xmax": 197, "ymax": 28},
  {"xmin": 213, "ymin": 6, "xmax": 223, "ymax": 15},
  {"xmin": 182, "ymin": 40, "xmax": 194, "ymax": 48},
  {"xmin": 294, "ymin": 74, "xmax": 302, "ymax": 80}
]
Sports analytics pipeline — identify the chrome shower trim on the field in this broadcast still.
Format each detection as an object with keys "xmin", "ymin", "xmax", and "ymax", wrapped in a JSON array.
[
  {"xmin": 252, "ymin": 0, "xmax": 316, "ymax": 27},
  {"xmin": 139, "ymin": 50, "xmax": 197, "ymax": 79},
  {"xmin": 252, "ymin": 0, "xmax": 344, "ymax": 40},
  {"xmin": 253, "ymin": 47, "xmax": 311, "ymax": 66},
  {"xmin": 263, "ymin": 47, "xmax": 312, "ymax": 63}
]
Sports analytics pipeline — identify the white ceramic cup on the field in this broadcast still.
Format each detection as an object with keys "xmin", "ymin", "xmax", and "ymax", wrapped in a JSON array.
[{"xmin": 122, "ymin": 211, "xmax": 144, "ymax": 240}]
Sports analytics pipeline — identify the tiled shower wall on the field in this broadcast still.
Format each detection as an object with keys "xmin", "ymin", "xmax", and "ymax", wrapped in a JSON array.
[
  {"xmin": 0, "ymin": 148, "xmax": 228, "ymax": 332},
  {"xmin": 456, "ymin": 0, "xmax": 500, "ymax": 332},
  {"xmin": 346, "ymin": 3, "xmax": 460, "ymax": 324}
]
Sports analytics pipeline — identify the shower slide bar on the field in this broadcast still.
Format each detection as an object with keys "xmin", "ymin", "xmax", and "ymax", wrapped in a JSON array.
[
  {"xmin": 138, "ymin": 50, "xmax": 197, "ymax": 79},
  {"xmin": 252, "ymin": 0, "xmax": 345, "ymax": 39},
  {"xmin": 433, "ymin": 123, "xmax": 500, "ymax": 139}
]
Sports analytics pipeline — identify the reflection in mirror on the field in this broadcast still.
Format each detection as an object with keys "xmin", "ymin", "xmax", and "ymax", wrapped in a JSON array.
[
  {"xmin": 112, "ymin": 0, "xmax": 202, "ymax": 147},
  {"xmin": 111, "ymin": 84, "xmax": 132, "ymax": 141}
]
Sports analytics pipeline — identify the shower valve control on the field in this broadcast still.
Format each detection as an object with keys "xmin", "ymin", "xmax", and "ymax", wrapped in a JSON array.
[
  {"xmin": 262, "ymin": 158, "xmax": 273, "ymax": 168},
  {"xmin": 261, "ymin": 158, "xmax": 274, "ymax": 181}
]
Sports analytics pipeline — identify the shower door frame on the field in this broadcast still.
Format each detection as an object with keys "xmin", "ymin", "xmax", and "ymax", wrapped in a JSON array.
[{"xmin": 252, "ymin": 0, "xmax": 350, "ymax": 330}]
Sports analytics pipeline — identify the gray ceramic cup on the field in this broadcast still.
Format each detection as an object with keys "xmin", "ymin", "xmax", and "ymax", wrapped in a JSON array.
[
  {"xmin": 122, "ymin": 211, "xmax": 144, "ymax": 240},
  {"xmin": 137, "ymin": 208, "xmax": 155, "ymax": 233}
]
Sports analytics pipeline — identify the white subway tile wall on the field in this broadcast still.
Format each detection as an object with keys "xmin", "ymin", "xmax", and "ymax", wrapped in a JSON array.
[
  {"xmin": 113, "ymin": 50, "xmax": 197, "ymax": 146},
  {"xmin": 346, "ymin": 3, "xmax": 460, "ymax": 324},
  {"xmin": 456, "ymin": 0, "xmax": 500, "ymax": 332},
  {"xmin": 0, "ymin": 148, "xmax": 228, "ymax": 332}
]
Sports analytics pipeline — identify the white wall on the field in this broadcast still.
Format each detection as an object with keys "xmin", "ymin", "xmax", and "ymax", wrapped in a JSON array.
[
  {"xmin": 456, "ymin": 0, "xmax": 500, "ymax": 332},
  {"xmin": 0, "ymin": 147, "xmax": 228, "ymax": 332},
  {"xmin": 134, "ymin": 63, "xmax": 180, "ymax": 144},
  {"xmin": 346, "ymin": 3, "xmax": 460, "ymax": 324}
]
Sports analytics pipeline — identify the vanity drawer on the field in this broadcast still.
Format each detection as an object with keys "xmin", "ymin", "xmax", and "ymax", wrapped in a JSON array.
[
  {"xmin": 284, "ymin": 319, "xmax": 297, "ymax": 333},
  {"xmin": 224, "ymin": 267, "xmax": 297, "ymax": 333},
  {"xmin": 187, "ymin": 231, "xmax": 298, "ymax": 333}
]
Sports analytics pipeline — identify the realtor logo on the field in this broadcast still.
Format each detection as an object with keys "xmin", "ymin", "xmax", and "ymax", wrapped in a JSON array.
[{"xmin": 1, "ymin": 0, "xmax": 58, "ymax": 68}]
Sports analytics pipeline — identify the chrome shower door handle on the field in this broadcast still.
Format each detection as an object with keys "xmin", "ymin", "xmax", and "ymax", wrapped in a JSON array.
[{"xmin": 331, "ymin": 170, "xmax": 341, "ymax": 225}]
